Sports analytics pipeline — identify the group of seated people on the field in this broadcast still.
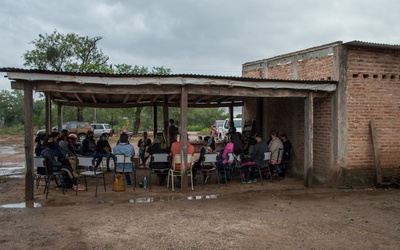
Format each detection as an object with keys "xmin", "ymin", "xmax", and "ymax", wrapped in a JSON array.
[{"xmin": 35, "ymin": 126, "xmax": 292, "ymax": 190}]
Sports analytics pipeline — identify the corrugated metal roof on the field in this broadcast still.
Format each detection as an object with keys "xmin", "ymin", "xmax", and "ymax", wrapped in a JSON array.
[
  {"xmin": 0, "ymin": 67, "xmax": 336, "ymax": 84},
  {"xmin": 343, "ymin": 40, "xmax": 400, "ymax": 50}
]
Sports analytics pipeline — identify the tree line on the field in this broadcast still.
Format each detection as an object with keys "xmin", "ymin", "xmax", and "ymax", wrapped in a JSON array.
[{"xmin": 0, "ymin": 30, "xmax": 227, "ymax": 133}]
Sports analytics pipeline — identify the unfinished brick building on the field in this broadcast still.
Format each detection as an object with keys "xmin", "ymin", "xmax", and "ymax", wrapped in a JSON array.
[{"xmin": 242, "ymin": 41, "xmax": 400, "ymax": 187}]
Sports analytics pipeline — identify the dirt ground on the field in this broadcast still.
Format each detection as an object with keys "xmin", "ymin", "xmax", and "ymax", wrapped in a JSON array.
[{"xmin": 0, "ymin": 135, "xmax": 399, "ymax": 249}]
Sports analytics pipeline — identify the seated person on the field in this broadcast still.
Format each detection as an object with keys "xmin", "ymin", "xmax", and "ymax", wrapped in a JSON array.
[
  {"xmin": 170, "ymin": 133, "xmax": 195, "ymax": 188},
  {"xmin": 268, "ymin": 130, "xmax": 284, "ymax": 164},
  {"xmin": 241, "ymin": 134, "xmax": 269, "ymax": 183},
  {"xmin": 217, "ymin": 132, "xmax": 242, "ymax": 181},
  {"xmin": 113, "ymin": 133, "xmax": 135, "ymax": 186},
  {"xmin": 138, "ymin": 131, "xmax": 152, "ymax": 167},
  {"xmin": 41, "ymin": 134, "xmax": 84, "ymax": 190},
  {"xmin": 96, "ymin": 133, "xmax": 116, "ymax": 172},
  {"xmin": 192, "ymin": 136, "xmax": 216, "ymax": 184},
  {"xmin": 81, "ymin": 131, "xmax": 103, "ymax": 169},
  {"xmin": 145, "ymin": 132, "xmax": 170, "ymax": 185},
  {"xmin": 280, "ymin": 133, "xmax": 292, "ymax": 162}
]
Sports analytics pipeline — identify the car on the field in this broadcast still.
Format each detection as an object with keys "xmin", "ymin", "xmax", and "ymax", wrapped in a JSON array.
[
  {"xmin": 222, "ymin": 118, "xmax": 242, "ymax": 140},
  {"xmin": 214, "ymin": 119, "xmax": 225, "ymax": 139},
  {"xmin": 36, "ymin": 121, "xmax": 93, "ymax": 142},
  {"xmin": 91, "ymin": 123, "xmax": 114, "ymax": 138}
]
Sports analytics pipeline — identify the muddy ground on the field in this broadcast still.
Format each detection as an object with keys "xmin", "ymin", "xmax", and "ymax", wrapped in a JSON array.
[{"xmin": 0, "ymin": 135, "xmax": 399, "ymax": 249}]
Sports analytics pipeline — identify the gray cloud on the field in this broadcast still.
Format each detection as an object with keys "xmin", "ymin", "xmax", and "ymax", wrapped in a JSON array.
[{"xmin": 1, "ymin": 0, "xmax": 400, "ymax": 90}]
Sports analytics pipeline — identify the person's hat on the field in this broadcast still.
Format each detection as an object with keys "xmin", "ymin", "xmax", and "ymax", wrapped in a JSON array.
[
  {"xmin": 50, "ymin": 131, "xmax": 60, "ymax": 137},
  {"xmin": 61, "ymin": 129, "xmax": 68, "ymax": 134}
]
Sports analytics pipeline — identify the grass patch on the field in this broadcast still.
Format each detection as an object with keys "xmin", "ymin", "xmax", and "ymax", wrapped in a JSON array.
[{"xmin": 0, "ymin": 177, "xmax": 12, "ymax": 183}]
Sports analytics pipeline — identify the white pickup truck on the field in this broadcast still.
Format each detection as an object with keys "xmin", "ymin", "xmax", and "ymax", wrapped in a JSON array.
[{"xmin": 221, "ymin": 118, "xmax": 242, "ymax": 139}]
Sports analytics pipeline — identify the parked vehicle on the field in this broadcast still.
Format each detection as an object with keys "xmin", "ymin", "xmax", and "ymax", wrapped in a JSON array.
[
  {"xmin": 222, "ymin": 118, "xmax": 242, "ymax": 140},
  {"xmin": 214, "ymin": 119, "xmax": 225, "ymax": 139},
  {"xmin": 36, "ymin": 121, "xmax": 93, "ymax": 142},
  {"xmin": 91, "ymin": 123, "xmax": 114, "ymax": 138}
]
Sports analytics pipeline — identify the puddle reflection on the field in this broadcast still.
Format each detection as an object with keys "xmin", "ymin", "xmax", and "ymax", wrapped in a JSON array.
[
  {"xmin": 0, "ymin": 201, "xmax": 42, "ymax": 208},
  {"xmin": 129, "ymin": 194, "xmax": 221, "ymax": 203}
]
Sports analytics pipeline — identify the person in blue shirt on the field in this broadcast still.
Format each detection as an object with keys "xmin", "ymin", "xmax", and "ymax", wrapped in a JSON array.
[{"xmin": 113, "ymin": 133, "xmax": 135, "ymax": 186}]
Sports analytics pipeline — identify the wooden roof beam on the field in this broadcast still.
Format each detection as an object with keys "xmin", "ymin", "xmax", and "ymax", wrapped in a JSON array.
[
  {"xmin": 91, "ymin": 94, "xmax": 97, "ymax": 103},
  {"xmin": 123, "ymin": 94, "xmax": 130, "ymax": 103},
  {"xmin": 74, "ymin": 93, "xmax": 83, "ymax": 102},
  {"xmin": 136, "ymin": 94, "xmax": 144, "ymax": 104}
]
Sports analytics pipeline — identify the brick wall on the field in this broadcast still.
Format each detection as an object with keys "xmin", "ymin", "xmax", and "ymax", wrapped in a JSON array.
[
  {"xmin": 298, "ymin": 57, "xmax": 333, "ymax": 80},
  {"xmin": 346, "ymin": 48, "xmax": 400, "ymax": 171}
]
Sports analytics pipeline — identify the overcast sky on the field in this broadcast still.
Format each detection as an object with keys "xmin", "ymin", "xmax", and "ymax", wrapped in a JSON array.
[{"xmin": 1, "ymin": 0, "xmax": 399, "ymax": 91}]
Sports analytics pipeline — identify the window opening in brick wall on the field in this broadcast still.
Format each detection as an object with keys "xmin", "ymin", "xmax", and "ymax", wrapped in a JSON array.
[
  {"xmin": 327, "ymin": 77, "xmax": 331, "ymax": 80},
  {"xmin": 390, "ymin": 75, "xmax": 395, "ymax": 79},
  {"xmin": 363, "ymin": 74, "xmax": 369, "ymax": 78},
  {"xmin": 353, "ymin": 74, "xmax": 359, "ymax": 78},
  {"xmin": 382, "ymin": 75, "xmax": 387, "ymax": 79},
  {"xmin": 373, "ymin": 75, "xmax": 378, "ymax": 79}
]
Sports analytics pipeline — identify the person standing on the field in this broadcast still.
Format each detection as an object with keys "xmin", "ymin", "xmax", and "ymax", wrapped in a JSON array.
[
  {"xmin": 138, "ymin": 131, "xmax": 152, "ymax": 167},
  {"xmin": 168, "ymin": 119, "xmax": 179, "ymax": 146}
]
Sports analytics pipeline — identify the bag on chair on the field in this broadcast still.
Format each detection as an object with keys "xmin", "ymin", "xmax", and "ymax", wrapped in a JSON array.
[{"xmin": 113, "ymin": 174, "xmax": 126, "ymax": 192}]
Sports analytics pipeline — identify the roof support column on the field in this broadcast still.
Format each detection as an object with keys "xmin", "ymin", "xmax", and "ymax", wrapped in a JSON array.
[
  {"xmin": 45, "ymin": 92, "xmax": 51, "ymax": 134},
  {"xmin": 163, "ymin": 95, "xmax": 169, "ymax": 142},
  {"xmin": 152, "ymin": 103, "xmax": 157, "ymax": 136},
  {"xmin": 57, "ymin": 103, "xmax": 62, "ymax": 133},
  {"xmin": 304, "ymin": 92, "xmax": 314, "ymax": 187},
  {"xmin": 180, "ymin": 86, "xmax": 188, "ymax": 191},
  {"xmin": 24, "ymin": 84, "xmax": 34, "ymax": 201}
]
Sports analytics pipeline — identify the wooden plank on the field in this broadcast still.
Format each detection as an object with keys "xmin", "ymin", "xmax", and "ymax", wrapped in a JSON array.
[{"xmin": 369, "ymin": 120, "xmax": 382, "ymax": 185}]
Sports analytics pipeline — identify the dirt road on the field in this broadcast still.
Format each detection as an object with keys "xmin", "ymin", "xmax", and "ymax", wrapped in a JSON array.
[{"xmin": 0, "ymin": 135, "xmax": 399, "ymax": 249}]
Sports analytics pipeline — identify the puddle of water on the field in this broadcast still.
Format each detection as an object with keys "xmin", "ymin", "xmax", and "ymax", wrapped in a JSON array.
[
  {"xmin": 0, "ymin": 165, "xmax": 25, "ymax": 177},
  {"xmin": 0, "ymin": 146, "xmax": 17, "ymax": 154},
  {"xmin": 129, "ymin": 194, "xmax": 221, "ymax": 203},
  {"xmin": 0, "ymin": 201, "xmax": 42, "ymax": 208}
]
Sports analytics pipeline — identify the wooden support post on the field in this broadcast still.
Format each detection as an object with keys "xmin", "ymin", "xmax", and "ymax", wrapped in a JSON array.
[
  {"xmin": 24, "ymin": 84, "xmax": 34, "ymax": 201},
  {"xmin": 152, "ymin": 104, "xmax": 157, "ymax": 137},
  {"xmin": 180, "ymin": 86, "xmax": 188, "ymax": 191},
  {"xmin": 163, "ymin": 95, "xmax": 169, "ymax": 143},
  {"xmin": 57, "ymin": 103, "xmax": 62, "ymax": 132},
  {"xmin": 304, "ymin": 93, "xmax": 314, "ymax": 187},
  {"xmin": 45, "ymin": 92, "xmax": 51, "ymax": 134},
  {"xmin": 369, "ymin": 120, "xmax": 382, "ymax": 185}
]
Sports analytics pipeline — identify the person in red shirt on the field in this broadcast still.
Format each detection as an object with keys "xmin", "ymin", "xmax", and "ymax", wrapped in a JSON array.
[{"xmin": 170, "ymin": 134, "xmax": 194, "ymax": 188}]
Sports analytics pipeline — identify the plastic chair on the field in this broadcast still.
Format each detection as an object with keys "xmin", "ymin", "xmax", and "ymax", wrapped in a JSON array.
[
  {"xmin": 76, "ymin": 156, "xmax": 107, "ymax": 197},
  {"xmin": 167, "ymin": 154, "xmax": 193, "ymax": 191},
  {"xmin": 149, "ymin": 153, "xmax": 170, "ymax": 189},
  {"xmin": 34, "ymin": 156, "xmax": 66, "ymax": 199},
  {"xmin": 247, "ymin": 151, "xmax": 272, "ymax": 186},
  {"xmin": 227, "ymin": 153, "xmax": 242, "ymax": 181},
  {"xmin": 114, "ymin": 154, "xmax": 136, "ymax": 191},
  {"xmin": 200, "ymin": 153, "xmax": 220, "ymax": 189}
]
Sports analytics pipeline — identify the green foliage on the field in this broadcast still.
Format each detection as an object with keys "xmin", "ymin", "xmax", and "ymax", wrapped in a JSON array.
[
  {"xmin": 0, "ymin": 125, "xmax": 25, "ymax": 134},
  {"xmin": 0, "ymin": 177, "xmax": 12, "ymax": 183},
  {"xmin": 0, "ymin": 90, "xmax": 24, "ymax": 126},
  {"xmin": 23, "ymin": 30, "xmax": 110, "ymax": 73}
]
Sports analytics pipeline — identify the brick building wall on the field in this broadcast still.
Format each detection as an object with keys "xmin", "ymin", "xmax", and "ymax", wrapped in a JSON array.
[
  {"xmin": 346, "ymin": 48, "xmax": 400, "ymax": 171},
  {"xmin": 242, "ymin": 42, "xmax": 400, "ymax": 187}
]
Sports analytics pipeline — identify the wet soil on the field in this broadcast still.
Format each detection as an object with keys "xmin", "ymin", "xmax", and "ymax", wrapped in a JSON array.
[{"xmin": 0, "ymin": 135, "xmax": 399, "ymax": 249}]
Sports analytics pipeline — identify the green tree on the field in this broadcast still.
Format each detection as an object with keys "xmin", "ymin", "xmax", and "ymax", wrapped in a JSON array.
[
  {"xmin": 24, "ymin": 30, "xmax": 111, "ymax": 121},
  {"xmin": 0, "ymin": 90, "xmax": 25, "ymax": 126}
]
